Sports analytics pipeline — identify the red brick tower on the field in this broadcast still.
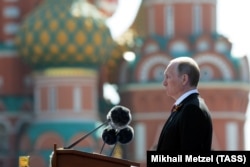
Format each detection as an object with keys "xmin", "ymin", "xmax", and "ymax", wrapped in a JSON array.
[
  {"xmin": 113, "ymin": 0, "xmax": 250, "ymax": 164},
  {"xmin": 0, "ymin": 1, "xmax": 43, "ymax": 167}
]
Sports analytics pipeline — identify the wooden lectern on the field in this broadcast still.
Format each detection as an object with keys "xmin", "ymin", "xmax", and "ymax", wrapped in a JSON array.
[{"xmin": 51, "ymin": 144, "xmax": 140, "ymax": 167}]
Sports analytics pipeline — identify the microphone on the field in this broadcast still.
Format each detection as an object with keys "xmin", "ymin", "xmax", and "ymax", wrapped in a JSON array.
[
  {"xmin": 100, "ymin": 125, "xmax": 134, "ymax": 156},
  {"xmin": 100, "ymin": 127, "xmax": 118, "ymax": 154},
  {"xmin": 102, "ymin": 128, "xmax": 118, "ymax": 145},
  {"xmin": 117, "ymin": 125, "xmax": 134, "ymax": 144},
  {"xmin": 107, "ymin": 105, "xmax": 132, "ymax": 130},
  {"xmin": 64, "ymin": 105, "xmax": 131, "ymax": 149}
]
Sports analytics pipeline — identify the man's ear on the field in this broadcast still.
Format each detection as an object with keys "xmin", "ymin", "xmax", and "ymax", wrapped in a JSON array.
[{"xmin": 182, "ymin": 74, "xmax": 189, "ymax": 85}]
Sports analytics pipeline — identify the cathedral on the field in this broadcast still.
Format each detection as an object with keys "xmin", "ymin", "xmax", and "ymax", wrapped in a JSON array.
[{"xmin": 0, "ymin": 0, "xmax": 249, "ymax": 167}]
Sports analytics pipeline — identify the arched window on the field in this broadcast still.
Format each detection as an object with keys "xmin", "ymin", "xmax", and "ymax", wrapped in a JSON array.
[
  {"xmin": 193, "ymin": 4, "xmax": 202, "ymax": 35},
  {"xmin": 165, "ymin": 5, "xmax": 174, "ymax": 37}
]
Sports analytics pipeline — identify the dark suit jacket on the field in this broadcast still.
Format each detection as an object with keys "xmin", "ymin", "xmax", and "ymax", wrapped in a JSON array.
[{"xmin": 156, "ymin": 93, "xmax": 213, "ymax": 151}]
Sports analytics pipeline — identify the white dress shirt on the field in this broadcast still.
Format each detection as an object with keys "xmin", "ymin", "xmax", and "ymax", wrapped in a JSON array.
[{"xmin": 174, "ymin": 89, "xmax": 199, "ymax": 106}]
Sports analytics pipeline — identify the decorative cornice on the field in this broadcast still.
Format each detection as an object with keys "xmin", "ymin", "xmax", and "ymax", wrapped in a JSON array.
[
  {"xmin": 34, "ymin": 68, "xmax": 97, "ymax": 77},
  {"xmin": 34, "ymin": 113, "xmax": 100, "ymax": 123},
  {"xmin": 211, "ymin": 112, "xmax": 246, "ymax": 120},
  {"xmin": 119, "ymin": 82, "xmax": 250, "ymax": 92},
  {"xmin": 132, "ymin": 111, "xmax": 245, "ymax": 121}
]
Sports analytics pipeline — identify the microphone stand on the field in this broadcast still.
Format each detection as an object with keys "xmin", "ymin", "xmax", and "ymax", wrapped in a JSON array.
[
  {"xmin": 100, "ymin": 141, "xmax": 106, "ymax": 154},
  {"xmin": 64, "ymin": 120, "xmax": 109, "ymax": 149},
  {"xmin": 109, "ymin": 135, "xmax": 119, "ymax": 157},
  {"xmin": 109, "ymin": 142, "xmax": 118, "ymax": 157}
]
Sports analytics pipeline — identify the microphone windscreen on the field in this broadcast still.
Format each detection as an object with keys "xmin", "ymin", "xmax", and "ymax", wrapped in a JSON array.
[
  {"xmin": 102, "ymin": 128, "xmax": 117, "ymax": 145},
  {"xmin": 117, "ymin": 125, "xmax": 134, "ymax": 144},
  {"xmin": 107, "ymin": 105, "xmax": 132, "ymax": 130}
]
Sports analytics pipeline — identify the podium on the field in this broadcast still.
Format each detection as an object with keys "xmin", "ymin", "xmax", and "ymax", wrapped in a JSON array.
[{"xmin": 51, "ymin": 144, "xmax": 140, "ymax": 167}]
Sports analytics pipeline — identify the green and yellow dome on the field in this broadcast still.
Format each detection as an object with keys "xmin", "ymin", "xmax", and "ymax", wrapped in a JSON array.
[{"xmin": 15, "ymin": 0, "xmax": 120, "ymax": 69}]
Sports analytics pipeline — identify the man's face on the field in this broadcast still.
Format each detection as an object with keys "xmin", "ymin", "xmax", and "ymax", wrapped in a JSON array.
[{"xmin": 162, "ymin": 62, "xmax": 183, "ymax": 100}]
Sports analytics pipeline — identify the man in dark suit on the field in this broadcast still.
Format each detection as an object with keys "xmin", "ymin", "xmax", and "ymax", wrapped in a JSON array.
[{"xmin": 156, "ymin": 57, "xmax": 213, "ymax": 151}]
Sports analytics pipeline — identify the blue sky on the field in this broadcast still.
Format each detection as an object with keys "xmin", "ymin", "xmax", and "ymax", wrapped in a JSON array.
[{"xmin": 217, "ymin": 0, "xmax": 250, "ymax": 57}]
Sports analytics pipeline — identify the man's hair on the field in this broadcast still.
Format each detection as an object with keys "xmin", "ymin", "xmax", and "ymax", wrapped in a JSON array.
[{"xmin": 176, "ymin": 58, "xmax": 200, "ymax": 87}]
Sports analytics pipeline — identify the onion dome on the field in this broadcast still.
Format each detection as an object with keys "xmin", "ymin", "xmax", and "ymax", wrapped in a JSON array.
[{"xmin": 15, "ymin": 0, "xmax": 120, "ymax": 69}]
